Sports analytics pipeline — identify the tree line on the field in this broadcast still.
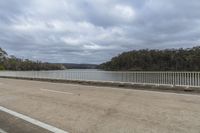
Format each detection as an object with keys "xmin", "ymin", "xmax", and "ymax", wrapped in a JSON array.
[
  {"xmin": 99, "ymin": 46, "xmax": 200, "ymax": 71},
  {"xmin": 0, "ymin": 48, "xmax": 65, "ymax": 71}
]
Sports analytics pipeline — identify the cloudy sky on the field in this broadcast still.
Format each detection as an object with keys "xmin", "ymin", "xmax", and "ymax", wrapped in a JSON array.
[{"xmin": 0, "ymin": 0, "xmax": 200, "ymax": 64}]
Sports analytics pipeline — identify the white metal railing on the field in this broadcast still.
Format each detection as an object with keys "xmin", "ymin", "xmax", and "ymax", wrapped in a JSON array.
[{"xmin": 0, "ymin": 71, "xmax": 200, "ymax": 87}]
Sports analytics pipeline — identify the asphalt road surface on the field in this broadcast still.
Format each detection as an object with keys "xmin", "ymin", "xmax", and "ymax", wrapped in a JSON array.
[
  {"xmin": 0, "ymin": 78, "xmax": 200, "ymax": 133},
  {"xmin": 0, "ymin": 110, "xmax": 52, "ymax": 133}
]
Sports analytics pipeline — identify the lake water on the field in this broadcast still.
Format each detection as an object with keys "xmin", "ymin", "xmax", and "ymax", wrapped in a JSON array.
[
  {"xmin": 0, "ymin": 69, "xmax": 130, "ymax": 82},
  {"xmin": 0, "ymin": 69, "xmax": 199, "ymax": 87}
]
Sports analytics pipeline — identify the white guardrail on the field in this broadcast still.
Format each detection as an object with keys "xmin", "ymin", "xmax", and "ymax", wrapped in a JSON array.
[{"xmin": 0, "ymin": 71, "xmax": 200, "ymax": 88}]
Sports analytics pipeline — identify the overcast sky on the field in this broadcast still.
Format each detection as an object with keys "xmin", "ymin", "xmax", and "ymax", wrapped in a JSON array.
[{"xmin": 0, "ymin": 0, "xmax": 200, "ymax": 64}]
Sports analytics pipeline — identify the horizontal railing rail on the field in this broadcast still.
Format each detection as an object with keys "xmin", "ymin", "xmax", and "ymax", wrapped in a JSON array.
[{"xmin": 0, "ymin": 71, "xmax": 200, "ymax": 87}]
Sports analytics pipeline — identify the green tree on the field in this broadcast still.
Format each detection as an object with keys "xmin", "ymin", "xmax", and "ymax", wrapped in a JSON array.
[{"xmin": 100, "ymin": 46, "xmax": 200, "ymax": 71}]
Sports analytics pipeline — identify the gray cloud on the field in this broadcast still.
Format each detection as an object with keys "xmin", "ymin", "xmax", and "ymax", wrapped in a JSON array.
[{"xmin": 0, "ymin": 0, "xmax": 200, "ymax": 64}]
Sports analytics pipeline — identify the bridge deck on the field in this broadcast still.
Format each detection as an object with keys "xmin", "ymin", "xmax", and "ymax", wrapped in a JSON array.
[{"xmin": 0, "ymin": 78, "xmax": 200, "ymax": 133}]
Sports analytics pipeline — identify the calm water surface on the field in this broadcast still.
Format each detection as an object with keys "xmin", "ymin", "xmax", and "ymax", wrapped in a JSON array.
[{"xmin": 0, "ymin": 69, "xmax": 129, "ymax": 82}]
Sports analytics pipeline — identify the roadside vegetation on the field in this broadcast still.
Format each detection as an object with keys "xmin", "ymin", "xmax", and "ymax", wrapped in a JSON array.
[
  {"xmin": 99, "ymin": 46, "xmax": 200, "ymax": 71},
  {"xmin": 0, "ymin": 48, "xmax": 65, "ymax": 71}
]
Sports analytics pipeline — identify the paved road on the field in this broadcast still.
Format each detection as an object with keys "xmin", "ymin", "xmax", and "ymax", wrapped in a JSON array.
[
  {"xmin": 0, "ymin": 110, "xmax": 51, "ymax": 133},
  {"xmin": 0, "ymin": 78, "xmax": 200, "ymax": 133}
]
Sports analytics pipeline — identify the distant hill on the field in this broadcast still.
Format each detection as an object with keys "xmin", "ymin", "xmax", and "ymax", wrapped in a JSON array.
[
  {"xmin": 0, "ymin": 48, "xmax": 65, "ymax": 71},
  {"xmin": 62, "ymin": 63, "xmax": 98, "ymax": 69},
  {"xmin": 99, "ymin": 46, "xmax": 200, "ymax": 71},
  {"xmin": 0, "ymin": 48, "xmax": 98, "ymax": 70}
]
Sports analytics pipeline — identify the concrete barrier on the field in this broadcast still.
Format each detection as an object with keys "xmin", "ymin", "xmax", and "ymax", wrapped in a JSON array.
[{"xmin": 0, "ymin": 76, "xmax": 200, "ymax": 94}]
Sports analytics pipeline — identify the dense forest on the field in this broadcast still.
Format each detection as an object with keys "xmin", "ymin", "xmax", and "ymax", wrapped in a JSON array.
[
  {"xmin": 0, "ymin": 48, "xmax": 65, "ymax": 71},
  {"xmin": 99, "ymin": 46, "xmax": 200, "ymax": 71}
]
